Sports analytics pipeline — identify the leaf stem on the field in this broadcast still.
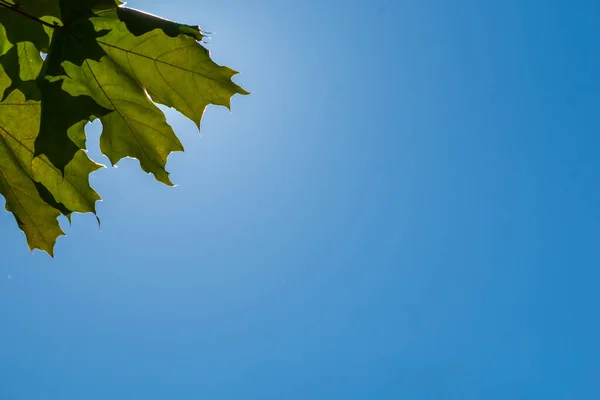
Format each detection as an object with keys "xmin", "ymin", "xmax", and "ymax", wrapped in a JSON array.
[{"xmin": 0, "ymin": 1, "xmax": 57, "ymax": 29}]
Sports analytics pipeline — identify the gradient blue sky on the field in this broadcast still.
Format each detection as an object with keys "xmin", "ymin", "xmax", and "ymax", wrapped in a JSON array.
[{"xmin": 1, "ymin": 0, "xmax": 599, "ymax": 398}]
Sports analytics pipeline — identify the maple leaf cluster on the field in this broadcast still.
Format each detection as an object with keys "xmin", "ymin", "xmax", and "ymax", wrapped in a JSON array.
[{"xmin": 0, "ymin": 0, "xmax": 247, "ymax": 255}]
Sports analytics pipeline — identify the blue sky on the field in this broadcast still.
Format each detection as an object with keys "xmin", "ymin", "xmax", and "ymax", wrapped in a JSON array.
[{"xmin": 1, "ymin": 0, "xmax": 599, "ymax": 398}]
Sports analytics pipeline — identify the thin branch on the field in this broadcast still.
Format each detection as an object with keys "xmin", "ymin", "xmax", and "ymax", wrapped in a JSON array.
[{"xmin": 0, "ymin": 1, "xmax": 57, "ymax": 29}]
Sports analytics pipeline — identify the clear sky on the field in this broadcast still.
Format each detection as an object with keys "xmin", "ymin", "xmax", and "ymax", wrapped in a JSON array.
[{"xmin": 1, "ymin": 0, "xmax": 599, "ymax": 398}]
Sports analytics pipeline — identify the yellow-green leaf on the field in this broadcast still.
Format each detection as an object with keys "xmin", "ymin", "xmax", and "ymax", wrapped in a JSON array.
[{"xmin": 0, "ymin": 2, "xmax": 247, "ymax": 255}]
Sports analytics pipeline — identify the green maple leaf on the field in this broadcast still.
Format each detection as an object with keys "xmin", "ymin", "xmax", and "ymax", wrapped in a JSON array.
[
  {"xmin": 0, "ymin": 0, "xmax": 247, "ymax": 255},
  {"xmin": 0, "ymin": 87, "xmax": 64, "ymax": 255}
]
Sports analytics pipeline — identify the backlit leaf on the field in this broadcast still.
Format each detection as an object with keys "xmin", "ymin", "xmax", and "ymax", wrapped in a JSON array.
[{"xmin": 0, "ymin": 1, "xmax": 247, "ymax": 254}]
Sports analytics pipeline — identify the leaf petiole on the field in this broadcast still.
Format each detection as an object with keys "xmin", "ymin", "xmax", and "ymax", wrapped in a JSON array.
[{"xmin": 0, "ymin": 0, "xmax": 58, "ymax": 29}]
